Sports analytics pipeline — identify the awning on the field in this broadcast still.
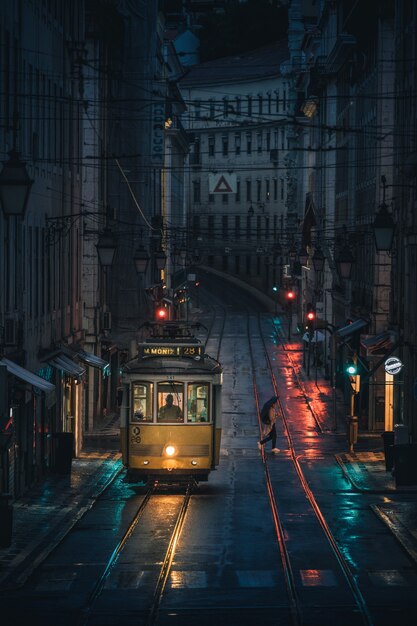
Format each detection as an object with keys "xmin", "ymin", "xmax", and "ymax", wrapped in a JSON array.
[
  {"xmin": 335, "ymin": 318, "xmax": 368, "ymax": 338},
  {"xmin": 1, "ymin": 358, "xmax": 55, "ymax": 393},
  {"xmin": 48, "ymin": 354, "xmax": 85, "ymax": 377},
  {"xmin": 76, "ymin": 350, "xmax": 109, "ymax": 371},
  {"xmin": 360, "ymin": 332, "xmax": 393, "ymax": 357}
]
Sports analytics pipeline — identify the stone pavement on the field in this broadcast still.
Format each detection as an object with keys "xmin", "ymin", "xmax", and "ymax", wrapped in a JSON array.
[
  {"xmin": 1, "ymin": 330, "xmax": 417, "ymax": 592},
  {"xmin": 288, "ymin": 336, "xmax": 417, "ymax": 568},
  {"xmin": 0, "ymin": 449, "xmax": 122, "ymax": 591}
]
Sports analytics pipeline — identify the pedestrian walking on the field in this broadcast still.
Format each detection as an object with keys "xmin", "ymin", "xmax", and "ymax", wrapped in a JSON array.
[{"xmin": 257, "ymin": 395, "xmax": 280, "ymax": 453}]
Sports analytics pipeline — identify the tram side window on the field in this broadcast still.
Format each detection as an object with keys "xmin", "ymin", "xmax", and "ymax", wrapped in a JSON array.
[
  {"xmin": 132, "ymin": 383, "xmax": 153, "ymax": 422},
  {"xmin": 187, "ymin": 383, "xmax": 209, "ymax": 422},
  {"xmin": 157, "ymin": 382, "xmax": 184, "ymax": 423}
]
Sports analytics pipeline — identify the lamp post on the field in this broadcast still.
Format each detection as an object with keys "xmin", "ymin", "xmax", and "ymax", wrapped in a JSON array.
[
  {"xmin": 373, "ymin": 202, "xmax": 395, "ymax": 252},
  {"xmin": 133, "ymin": 247, "xmax": 150, "ymax": 276},
  {"xmin": 96, "ymin": 228, "xmax": 116, "ymax": 333},
  {"xmin": 335, "ymin": 244, "xmax": 354, "ymax": 279}
]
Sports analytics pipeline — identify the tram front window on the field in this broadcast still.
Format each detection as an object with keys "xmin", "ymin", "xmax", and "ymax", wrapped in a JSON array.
[
  {"xmin": 157, "ymin": 383, "xmax": 184, "ymax": 423},
  {"xmin": 187, "ymin": 383, "xmax": 209, "ymax": 422},
  {"xmin": 132, "ymin": 382, "xmax": 153, "ymax": 422}
]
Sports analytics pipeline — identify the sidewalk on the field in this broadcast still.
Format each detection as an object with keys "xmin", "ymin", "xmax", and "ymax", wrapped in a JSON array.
[
  {"xmin": 0, "ymin": 449, "xmax": 122, "ymax": 591},
  {"xmin": 281, "ymin": 334, "xmax": 417, "ymax": 566}
]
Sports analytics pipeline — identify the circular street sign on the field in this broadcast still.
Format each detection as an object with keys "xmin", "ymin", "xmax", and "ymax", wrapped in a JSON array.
[{"xmin": 384, "ymin": 356, "xmax": 403, "ymax": 375}]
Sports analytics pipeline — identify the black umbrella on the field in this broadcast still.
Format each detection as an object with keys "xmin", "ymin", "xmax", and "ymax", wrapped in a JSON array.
[{"xmin": 260, "ymin": 395, "xmax": 278, "ymax": 423}]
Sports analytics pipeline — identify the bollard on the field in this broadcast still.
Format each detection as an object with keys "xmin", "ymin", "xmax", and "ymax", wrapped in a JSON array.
[
  {"xmin": 347, "ymin": 415, "xmax": 358, "ymax": 453},
  {"xmin": 0, "ymin": 493, "xmax": 13, "ymax": 548}
]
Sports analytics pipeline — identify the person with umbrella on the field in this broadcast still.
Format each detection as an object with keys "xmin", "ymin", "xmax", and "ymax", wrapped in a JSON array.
[{"xmin": 257, "ymin": 395, "xmax": 280, "ymax": 453}]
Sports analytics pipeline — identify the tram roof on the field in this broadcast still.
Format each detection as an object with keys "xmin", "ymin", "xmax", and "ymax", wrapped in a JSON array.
[{"xmin": 123, "ymin": 354, "xmax": 222, "ymax": 375}]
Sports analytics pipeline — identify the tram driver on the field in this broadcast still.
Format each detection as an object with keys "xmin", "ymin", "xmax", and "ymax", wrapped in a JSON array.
[{"xmin": 158, "ymin": 394, "xmax": 183, "ymax": 422}]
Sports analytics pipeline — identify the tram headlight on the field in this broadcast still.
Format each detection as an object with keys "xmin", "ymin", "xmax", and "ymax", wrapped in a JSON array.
[
  {"xmin": 191, "ymin": 460, "xmax": 197, "ymax": 466},
  {"xmin": 165, "ymin": 445, "xmax": 176, "ymax": 457}
]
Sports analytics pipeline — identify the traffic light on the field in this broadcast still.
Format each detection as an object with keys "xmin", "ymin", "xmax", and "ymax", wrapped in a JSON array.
[
  {"xmin": 305, "ymin": 305, "xmax": 315, "ymax": 332},
  {"xmin": 272, "ymin": 285, "xmax": 278, "ymax": 293},
  {"xmin": 345, "ymin": 359, "xmax": 357, "ymax": 375},
  {"xmin": 286, "ymin": 289, "xmax": 295, "ymax": 301},
  {"xmin": 154, "ymin": 304, "xmax": 168, "ymax": 322}
]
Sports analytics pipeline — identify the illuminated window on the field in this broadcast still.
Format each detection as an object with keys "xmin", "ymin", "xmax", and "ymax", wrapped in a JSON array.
[
  {"xmin": 187, "ymin": 383, "xmax": 209, "ymax": 422},
  {"xmin": 157, "ymin": 382, "xmax": 184, "ymax": 423},
  {"xmin": 132, "ymin": 382, "xmax": 153, "ymax": 422}
]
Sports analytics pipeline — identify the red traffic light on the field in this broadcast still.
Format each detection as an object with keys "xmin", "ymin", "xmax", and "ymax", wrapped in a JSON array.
[
  {"xmin": 287, "ymin": 290, "xmax": 295, "ymax": 299},
  {"xmin": 155, "ymin": 306, "xmax": 168, "ymax": 321},
  {"xmin": 307, "ymin": 311, "xmax": 315, "ymax": 321}
]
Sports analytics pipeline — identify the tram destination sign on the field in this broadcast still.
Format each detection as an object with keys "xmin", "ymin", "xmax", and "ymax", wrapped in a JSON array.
[{"xmin": 140, "ymin": 344, "xmax": 204, "ymax": 358}]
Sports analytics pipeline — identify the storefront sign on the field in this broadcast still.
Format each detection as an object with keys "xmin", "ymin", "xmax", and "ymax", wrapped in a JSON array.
[{"xmin": 384, "ymin": 356, "xmax": 403, "ymax": 375}]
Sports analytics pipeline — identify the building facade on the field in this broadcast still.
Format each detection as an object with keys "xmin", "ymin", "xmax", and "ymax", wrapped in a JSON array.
[{"xmin": 179, "ymin": 40, "xmax": 293, "ymax": 297}]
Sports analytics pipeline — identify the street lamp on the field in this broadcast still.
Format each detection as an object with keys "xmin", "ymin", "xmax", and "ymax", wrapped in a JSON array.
[
  {"xmin": 298, "ymin": 245, "xmax": 309, "ymax": 266},
  {"xmin": 133, "ymin": 247, "xmax": 150, "ymax": 275},
  {"xmin": 0, "ymin": 150, "xmax": 33, "ymax": 218},
  {"xmin": 154, "ymin": 249, "xmax": 167, "ymax": 271},
  {"xmin": 335, "ymin": 244, "xmax": 354, "ymax": 279},
  {"xmin": 312, "ymin": 246, "xmax": 325, "ymax": 272},
  {"xmin": 373, "ymin": 202, "xmax": 395, "ymax": 252},
  {"xmin": 95, "ymin": 228, "xmax": 117, "ymax": 267}
]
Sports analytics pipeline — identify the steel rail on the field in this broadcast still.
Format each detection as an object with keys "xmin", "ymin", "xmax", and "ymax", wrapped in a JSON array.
[
  {"xmin": 78, "ymin": 484, "xmax": 156, "ymax": 625},
  {"xmin": 259, "ymin": 313, "xmax": 374, "ymax": 626},
  {"xmin": 246, "ymin": 312, "xmax": 302, "ymax": 626},
  {"xmin": 146, "ymin": 481, "xmax": 194, "ymax": 626}
]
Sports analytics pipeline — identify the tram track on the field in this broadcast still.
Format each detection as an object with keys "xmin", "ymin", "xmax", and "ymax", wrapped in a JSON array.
[
  {"xmin": 247, "ymin": 311, "xmax": 374, "ymax": 626},
  {"xmin": 78, "ymin": 480, "xmax": 195, "ymax": 626}
]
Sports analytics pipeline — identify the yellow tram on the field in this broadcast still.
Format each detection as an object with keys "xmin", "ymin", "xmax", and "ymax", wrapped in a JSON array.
[{"xmin": 120, "ymin": 324, "xmax": 223, "ymax": 482}]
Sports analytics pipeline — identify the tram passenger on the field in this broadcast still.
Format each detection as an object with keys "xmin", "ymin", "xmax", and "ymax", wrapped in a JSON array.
[
  {"xmin": 159, "ymin": 394, "xmax": 183, "ymax": 421},
  {"xmin": 257, "ymin": 395, "xmax": 280, "ymax": 453}
]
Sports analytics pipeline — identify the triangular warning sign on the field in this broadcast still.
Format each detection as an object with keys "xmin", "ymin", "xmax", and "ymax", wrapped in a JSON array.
[{"xmin": 213, "ymin": 175, "xmax": 232, "ymax": 193}]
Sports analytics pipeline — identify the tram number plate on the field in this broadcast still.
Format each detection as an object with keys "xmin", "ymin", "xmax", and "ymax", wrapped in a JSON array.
[{"xmin": 140, "ymin": 344, "xmax": 204, "ymax": 358}]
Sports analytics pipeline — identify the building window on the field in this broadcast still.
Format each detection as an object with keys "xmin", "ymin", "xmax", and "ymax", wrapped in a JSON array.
[
  {"xmin": 209, "ymin": 193, "xmax": 215, "ymax": 204},
  {"xmin": 208, "ymin": 135, "xmax": 215, "ymax": 157},
  {"xmin": 246, "ymin": 215, "xmax": 252, "ymax": 240},
  {"xmin": 193, "ymin": 215, "xmax": 200, "ymax": 237},
  {"xmin": 268, "ymin": 93, "xmax": 271, "ymax": 115},
  {"xmin": 274, "ymin": 130, "xmax": 279, "ymax": 148},
  {"xmin": 208, "ymin": 215, "xmax": 214, "ymax": 239},
  {"xmin": 257, "ymin": 131, "xmax": 262, "ymax": 153},
  {"xmin": 247, "ymin": 95, "xmax": 252, "ymax": 116},
  {"xmin": 258, "ymin": 94, "xmax": 263, "ymax": 115},
  {"xmin": 222, "ymin": 193, "xmax": 228, "ymax": 204},
  {"xmin": 265, "ymin": 216, "xmax": 270, "ymax": 237},
  {"xmin": 235, "ymin": 97, "xmax": 241, "ymax": 115},
  {"xmin": 193, "ymin": 180, "xmax": 201, "ymax": 203},
  {"xmin": 222, "ymin": 134, "xmax": 229, "ymax": 156},
  {"xmin": 281, "ymin": 129, "xmax": 285, "ymax": 150},
  {"xmin": 276, "ymin": 91, "xmax": 279, "ymax": 112},
  {"xmin": 257, "ymin": 215, "xmax": 261, "ymax": 239},
  {"xmin": 256, "ymin": 179, "xmax": 261, "ymax": 202},
  {"xmin": 266, "ymin": 131, "xmax": 271, "ymax": 151},
  {"xmin": 235, "ymin": 133, "xmax": 241, "ymax": 155},
  {"xmin": 283, "ymin": 89, "xmax": 286, "ymax": 110},
  {"xmin": 280, "ymin": 178, "xmax": 284, "ymax": 200},
  {"xmin": 265, "ymin": 179, "xmax": 270, "ymax": 201},
  {"xmin": 235, "ymin": 215, "xmax": 241, "ymax": 240},
  {"xmin": 222, "ymin": 215, "xmax": 228, "ymax": 238},
  {"xmin": 273, "ymin": 178, "xmax": 278, "ymax": 200},
  {"xmin": 194, "ymin": 100, "xmax": 201, "ymax": 120},
  {"xmin": 236, "ymin": 180, "xmax": 241, "ymax": 202},
  {"xmin": 223, "ymin": 97, "xmax": 229, "ymax": 117},
  {"xmin": 209, "ymin": 99, "xmax": 216, "ymax": 119},
  {"xmin": 246, "ymin": 132, "xmax": 252, "ymax": 154},
  {"xmin": 246, "ymin": 179, "xmax": 252, "ymax": 201}
]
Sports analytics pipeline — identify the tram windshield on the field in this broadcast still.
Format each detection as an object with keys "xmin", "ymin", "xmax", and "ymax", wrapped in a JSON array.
[
  {"xmin": 157, "ymin": 382, "xmax": 184, "ymax": 422},
  {"xmin": 187, "ymin": 383, "xmax": 209, "ymax": 422},
  {"xmin": 132, "ymin": 382, "xmax": 153, "ymax": 422}
]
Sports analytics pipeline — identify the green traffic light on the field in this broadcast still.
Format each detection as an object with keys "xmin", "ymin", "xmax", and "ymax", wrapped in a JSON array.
[
  {"xmin": 272, "ymin": 286, "xmax": 278, "ymax": 292},
  {"xmin": 346, "ymin": 364, "xmax": 357, "ymax": 375}
]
